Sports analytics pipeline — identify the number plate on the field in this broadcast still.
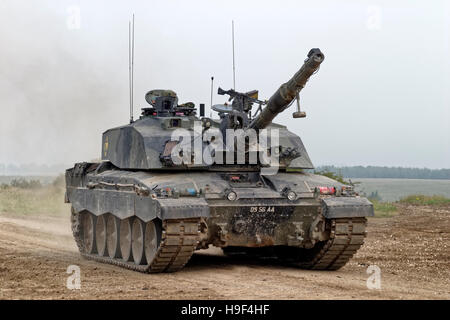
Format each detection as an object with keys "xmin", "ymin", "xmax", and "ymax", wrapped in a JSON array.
[
  {"xmin": 231, "ymin": 206, "xmax": 295, "ymax": 236},
  {"xmin": 249, "ymin": 206, "xmax": 276, "ymax": 213}
]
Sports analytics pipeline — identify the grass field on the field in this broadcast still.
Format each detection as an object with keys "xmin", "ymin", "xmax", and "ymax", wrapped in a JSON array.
[
  {"xmin": 0, "ymin": 175, "xmax": 68, "ymax": 217},
  {"xmin": 370, "ymin": 200, "xmax": 399, "ymax": 218},
  {"xmin": 354, "ymin": 178, "xmax": 450, "ymax": 202},
  {"xmin": 399, "ymin": 194, "xmax": 450, "ymax": 206},
  {"xmin": 0, "ymin": 186, "xmax": 68, "ymax": 217}
]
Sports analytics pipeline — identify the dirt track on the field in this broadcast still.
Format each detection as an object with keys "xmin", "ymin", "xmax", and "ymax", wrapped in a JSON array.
[{"xmin": 0, "ymin": 205, "xmax": 449, "ymax": 300}]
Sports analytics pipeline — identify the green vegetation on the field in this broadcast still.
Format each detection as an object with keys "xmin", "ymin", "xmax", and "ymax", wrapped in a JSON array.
[
  {"xmin": 399, "ymin": 195, "xmax": 450, "ymax": 206},
  {"xmin": 287, "ymin": 168, "xmax": 354, "ymax": 185},
  {"xmin": 370, "ymin": 199, "xmax": 398, "ymax": 218},
  {"xmin": 0, "ymin": 186, "xmax": 67, "ymax": 216},
  {"xmin": 7, "ymin": 178, "xmax": 42, "ymax": 189},
  {"xmin": 316, "ymin": 165, "xmax": 450, "ymax": 180},
  {"xmin": 368, "ymin": 194, "xmax": 450, "ymax": 218},
  {"xmin": 314, "ymin": 170, "xmax": 352, "ymax": 185},
  {"xmin": 0, "ymin": 175, "xmax": 68, "ymax": 216}
]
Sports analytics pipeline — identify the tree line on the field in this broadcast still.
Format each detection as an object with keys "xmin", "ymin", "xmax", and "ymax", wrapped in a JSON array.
[{"xmin": 315, "ymin": 165, "xmax": 450, "ymax": 180}]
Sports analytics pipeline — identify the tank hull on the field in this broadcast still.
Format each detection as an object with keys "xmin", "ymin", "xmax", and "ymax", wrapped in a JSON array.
[{"xmin": 65, "ymin": 162, "xmax": 373, "ymax": 272}]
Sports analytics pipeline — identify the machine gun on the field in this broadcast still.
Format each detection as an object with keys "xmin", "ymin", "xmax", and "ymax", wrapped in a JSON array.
[
  {"xmin": 214, "ymin": 88, "xmax": 267, "ymax": 130},
  {"xmin": 248, "ymin": 48, "xmax": 324, "ymax": 130},
  {"xmin": 217, "ymin": 87, "xmax": 266, "ymax": 112}
]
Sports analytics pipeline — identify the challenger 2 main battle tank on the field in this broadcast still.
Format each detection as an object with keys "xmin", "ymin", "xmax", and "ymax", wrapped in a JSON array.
[{"xmin": 65, "ymin": 48, "xmax": 373, "ymax": 273}]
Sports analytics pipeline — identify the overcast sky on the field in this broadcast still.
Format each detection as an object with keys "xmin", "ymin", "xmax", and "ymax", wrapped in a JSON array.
[{"xmin": 0, "ymin": 0, "xmax": 449, "ymax": 169}]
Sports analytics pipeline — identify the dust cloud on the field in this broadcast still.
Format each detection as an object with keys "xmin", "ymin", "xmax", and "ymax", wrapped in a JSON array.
[{"xmin": 0, "ymin": 1, "xmax": 128, "ymax": 168}]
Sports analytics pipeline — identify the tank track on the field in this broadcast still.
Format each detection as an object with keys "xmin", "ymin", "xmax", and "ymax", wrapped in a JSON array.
[
  {"xmin": 71, "ymin": 210, "xmax": 201, "ymax": 273},
  {"xmin": 295, "ymin": 217, "xmax": 367, "ymax": 270}
]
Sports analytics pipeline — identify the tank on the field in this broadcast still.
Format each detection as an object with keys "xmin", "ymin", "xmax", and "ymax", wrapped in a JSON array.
[{"xmin": 65, "ymin": 48, "xmax": 373, "ymax": 273}]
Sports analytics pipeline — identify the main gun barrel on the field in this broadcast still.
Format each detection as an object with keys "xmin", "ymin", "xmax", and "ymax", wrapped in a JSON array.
[{"xmin": 248, "ymin": 48, "xmax": 324, "ymax": 130}]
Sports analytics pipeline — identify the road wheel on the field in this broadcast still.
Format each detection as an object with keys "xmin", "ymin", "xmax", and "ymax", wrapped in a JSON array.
[
  {"xmin": 132, "ymin": 219, "xmax": 146, "ymax": 265},
  {"xmin": 144, "ymin": 220, "xmax": 161, "ymax": 265},
  {"xmin": 82, "ymin": 213, "xmax": 96, "ymax": 254},
  {"xmin": 95, "ymin": 215, "xmax": 107, "ymax": 256},
  {"xmin": 106, "ymin": 215, "xmax": 121, "ymax": 258},
  {"xmin": 119, "ymin": 218, "xmax": 133, "ymax": 262}
]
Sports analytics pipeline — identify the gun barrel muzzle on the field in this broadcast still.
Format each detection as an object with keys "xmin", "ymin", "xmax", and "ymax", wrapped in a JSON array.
[{"xmin": 248, "ymin": 48, "xmax": 324, "ymax": 130}]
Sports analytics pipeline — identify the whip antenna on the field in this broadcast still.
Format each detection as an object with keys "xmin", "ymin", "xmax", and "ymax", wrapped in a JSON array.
[
  {"xmin": 210, "ymin": 76, "xmax": 214, "ymax": 118},
  {"xmin": 232, "ymin": 20, "xmax": 236, "ymax": 90},
  {"xmin": 129, "ymin": 14, "xmax": 135, "ymax": 124}
]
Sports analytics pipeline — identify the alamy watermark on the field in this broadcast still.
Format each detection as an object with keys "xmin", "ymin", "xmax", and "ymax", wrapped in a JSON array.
[
  {"xmin": 169, "ymin": 122, "xmax": 281, "ymax": 175},
  {"xmin": 66, "ymin": 5, "xmax": 81, "ymax": 30},
  {"xmin": 366, "ymin": 265, "xmax": 381, "ymax": 290},
  {"xmin": 366, "ymin": 5, "xmax": 382, "ymax": 31},
  {"xmin": 66, "ymin": 265, "xmax": 81, "ymax": 290}
]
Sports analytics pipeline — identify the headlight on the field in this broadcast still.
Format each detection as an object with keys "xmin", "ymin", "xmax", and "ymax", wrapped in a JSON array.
[
  {"xmin": 287, "ymin": 191, "xmax": 297, "ymax": 201},
  {"xmin": 227, "ymin": 191, "xmax": 237, "ymax": 201}
]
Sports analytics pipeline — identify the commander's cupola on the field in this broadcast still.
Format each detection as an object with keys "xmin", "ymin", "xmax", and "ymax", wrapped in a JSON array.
[{"xmin": 141, "ymin": 89, "xmax": 196, "ymax": 117}]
